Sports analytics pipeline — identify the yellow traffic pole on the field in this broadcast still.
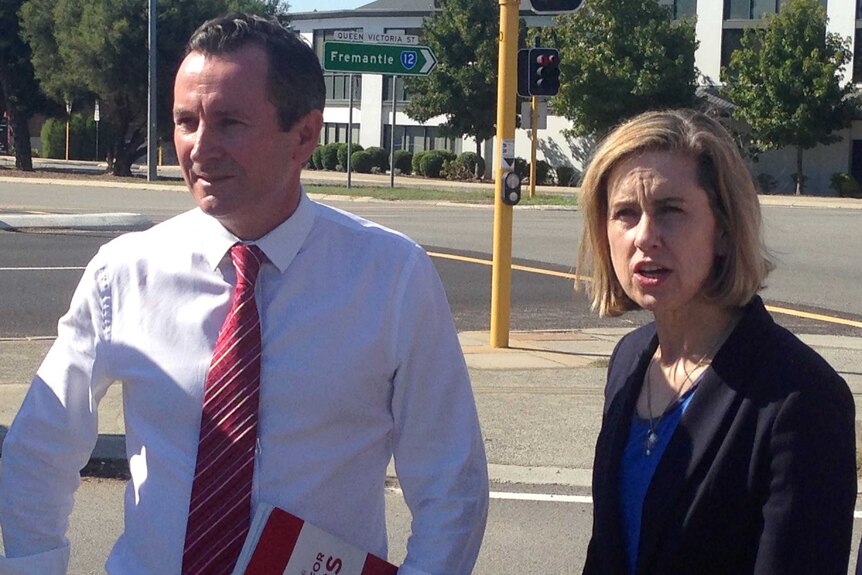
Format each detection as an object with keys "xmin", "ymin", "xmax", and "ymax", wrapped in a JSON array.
[
  {"xmin": 529, "ymin": 95, "xmax": 538, "ymax": 198},
  {"xmin": 490, "ymin": 0, "xmax": 520, "ymax": 348}
]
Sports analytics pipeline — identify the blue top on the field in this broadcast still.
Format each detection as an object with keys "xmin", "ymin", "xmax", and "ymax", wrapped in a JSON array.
[{"xmin": 619, "ymin": 384, "xmax": 699, "ymax": 574}]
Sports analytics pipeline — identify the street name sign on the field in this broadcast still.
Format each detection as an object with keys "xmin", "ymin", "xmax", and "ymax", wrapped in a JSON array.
[
  {"xmin": 323, "ymin": 41, "xmax": 437, "ymax": 76},
  {"xmin": 332, "ymin": 30, "xmax": 419, "ymax": 45}
]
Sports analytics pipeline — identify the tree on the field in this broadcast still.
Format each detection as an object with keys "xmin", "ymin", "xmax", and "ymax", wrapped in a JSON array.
[
  {"xmin": 20, "ymin": 0, "xmax": 289, "ymax": 176},
  {"xmin": 404, "ymin": 0, "xmax": 498, "ymax": 164},
  {"xmin": 0, "ymin": 0, "xmax": 46, "ymax": 170},
  {"xmin": 723, "ymin": 0, "xmax": 855, "ymax": 195},
  {"xmin": 548, "ymin": 0, "xmax": 699, "ymax": 139}
]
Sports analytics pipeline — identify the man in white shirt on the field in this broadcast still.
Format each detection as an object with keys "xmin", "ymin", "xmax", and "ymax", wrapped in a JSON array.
[{"xmin": 0, "ymin": 12, "xmax": 488, "ymax": 575}]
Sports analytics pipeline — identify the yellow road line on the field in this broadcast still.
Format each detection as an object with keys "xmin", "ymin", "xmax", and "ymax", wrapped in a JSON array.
[
  {"xmin": 427, "ymin": 251, "xmax": 589, "ymax": 281},
  {"xmin": 765, "ymin": 305, "xmax": 862, "ymax": 329},
  {"xmin": 427, "ymin": 251, "xmax": 862, "ymax": 329}
]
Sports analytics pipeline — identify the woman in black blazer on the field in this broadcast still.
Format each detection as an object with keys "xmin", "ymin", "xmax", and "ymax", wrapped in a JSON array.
[{"xmin": 577, "ymin": 109, "xmax": 856, "ymax": 574}]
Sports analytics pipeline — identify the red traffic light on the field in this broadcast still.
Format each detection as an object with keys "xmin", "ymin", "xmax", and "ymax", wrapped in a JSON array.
[{"xmin": 536, "ymin": 54, "xmax": 560, "ymax": 67}]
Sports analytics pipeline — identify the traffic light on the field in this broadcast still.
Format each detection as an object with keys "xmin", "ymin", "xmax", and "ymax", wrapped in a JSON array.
[
  {"xmin": 529, "ymin": 0, "xmax": 585, "ymax": 13},
  {"xmin": 530, "ymin": 48, "xmax": 560, "ymax": 97},
  {"xmin": 502, "ymin": 171, "xmax": 521, "ymax": 206}
]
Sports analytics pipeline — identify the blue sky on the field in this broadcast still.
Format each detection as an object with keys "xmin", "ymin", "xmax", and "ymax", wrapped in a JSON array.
[{"xmin": 288, "ymin": 0, "xmax": 366, "ymax": 13}]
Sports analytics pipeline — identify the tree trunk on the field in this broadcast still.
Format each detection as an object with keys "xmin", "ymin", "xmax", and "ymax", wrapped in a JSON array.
[
  {"xmin": 475, "ymin": 138, "xmax": 483, "ymax": 179},
  {"xmin": 9, "ymin": 110, "xmax": 33, "ymax": 171},
  {"xmin": 795, "ymin": 146, "xmax": 803, "ymax": 196}
]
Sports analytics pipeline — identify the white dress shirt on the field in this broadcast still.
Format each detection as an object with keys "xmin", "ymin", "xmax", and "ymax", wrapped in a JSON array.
[{"xmin": 0, "ymin": 192, "xmax": 489, "ymax": 574}]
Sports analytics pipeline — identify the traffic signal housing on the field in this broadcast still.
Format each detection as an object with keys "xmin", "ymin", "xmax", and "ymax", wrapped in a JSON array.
[
  {"xmin": 529, "ymin": 0, "xmax": 585, "ymax": 13},
  {"xmin": 532, "ymin": 48, "xmax": 560, "ymax": 96}
]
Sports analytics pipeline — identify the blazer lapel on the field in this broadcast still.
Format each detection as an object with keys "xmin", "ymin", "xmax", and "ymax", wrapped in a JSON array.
[
  {"xmin": 594, "ymin": 335, "xmax": 657, "ymax": 573},
  {"xmin": 635, "ymin": 336, "xmax": 746, "ymax": 573}
]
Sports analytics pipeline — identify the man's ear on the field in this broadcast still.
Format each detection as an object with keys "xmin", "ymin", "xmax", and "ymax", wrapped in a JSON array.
[{"xmin": 292, "ymin": 109, "xmax": 323, "ymax": 164}]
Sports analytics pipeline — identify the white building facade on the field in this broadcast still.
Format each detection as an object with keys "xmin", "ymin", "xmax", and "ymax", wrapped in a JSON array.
[{"xmin": 292, "ymin": 0, "xmax": 862, "ymax": 195}]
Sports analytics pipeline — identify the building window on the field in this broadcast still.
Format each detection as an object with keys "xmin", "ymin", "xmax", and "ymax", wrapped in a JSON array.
[
  {"xmin": 382, "ymin": 124, "xmax": 460, "ymax": 154},
  {"xmin": 724, "ymin": 0, "xmax": 826, "ymax": 20},
  {"xmin": 320, "ymin": 123, "xmax": 359, "ymax": 145},
  {"xmin": 658, "ymin": 0, "xmax": 697, "ymax": 19},
  {"xmin": 382, "ymin": 75, "xmax": 410, "ymax": 103},
  {"xmin": 720, "ymin": 28, "xmax": 745, "ymax": 70},
  {"xmin": 324, "ymin": 73, "xmax": 361, "ymax": 102}
]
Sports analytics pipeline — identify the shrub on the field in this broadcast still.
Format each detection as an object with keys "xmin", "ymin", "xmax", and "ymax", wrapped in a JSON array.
[
  {"xmin": 555, "ymin": 165, "xmax": 579, "ymax": 187},
  {"xmin": 412, "ymin": 150, "xmax": 427, "ymax": 175},
  {"xmin": 337, "ymin": 142, "xmax": 363, "ymax": 168},
  {"xmin": 40, "ymin": 114, "xmax": 112, "ymax": 160},
  {"xmin": 419, "ymin": 150, "xmax": 456, "ymax": 178},
  {"xmin": 365, "ymin": 146, "xmax": 389, "ymax": 172},
  {"xmin": 535, "ymin": 160, "xmax": 553, "ymax": 185},
  {"xmin": 757, "ymin": 173, "xmax": 777, "ymax": 194},
  {"xmin": 442, "ymin": 159, "xmax": 472, "ymax": 181},
  {"xmin": 513, "ymin": 157, "xmax": 529, "ymax": 180},
  {"xmin": 310, "ymin": 146, "xmax": 323, "ymax": 170},
  {"xmin": 350, "ymin": 150, "xmax": 374, "ymax": 173},
  {"xmin": 830, "ymin": 172, "xmax": 862, "ymax": 198},
  {"xmin": 393, "ymin": 149, "xmax": 413, "ymax": 175},
  {"xmin": 454, "ymin": 151, "xmax": 486, "ymax": 179},
  {"xmin": 40, "ymin": 118, "xmax": 66, "ymax": 160},
  {"xmin": 320, "ymin": 143, "xmax": 340, "ymax": 170}
]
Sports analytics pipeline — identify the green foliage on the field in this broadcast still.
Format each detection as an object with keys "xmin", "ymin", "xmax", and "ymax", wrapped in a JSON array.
[
  {"xmin": 0, "ymin": 0, "xmax": 45, "ymax": 169},
  {"xmin": 548, "ymin": 0, "xmax": 698, "ymax": 138},
  {"xmin": 455, "ymin": 151, "xmax": 485, "ymax": 179},
  {"xmin": 723, "ymin": 0, "xmax": 856, "ymax": 195},
  {"xmin": 555, "ymin": 165, "xmax": 578, "ymax": 187},
  {"xmin": 393, "ymin": 149, "xmax": 413, "ymax": 175},
  {"xmin": 309, "ymin": 146, "xmax": 322, "ymax": 169},
  {"xmin": 350, "ymin": 150, "xmax": 374, "ymax": 173},
  {"xmin": 337, "ymin": 142, "xmax": 362, "ymax": 168},
  {"xmin": 535, "ymin": 159, "xmax": 553, "ymax": 185},
  {"xmin": 829, "ymin": 172, "xmax": 861, "ymax": 197},
  {"xmin": 40, "ymin": 112, "xmax": 113, "ymax": 160},
  {"xmin": 419, "ymin": 150, "xmax": 456, "ymax": 178},
  {"xmin": 20, "ymin": 0, "xmax": 284, "ymax": 175},
  {"xmin": 412, "ymin": 150, "xmax": 428, "ymax": 175},
  {"xmin": 404, "ymin": 0, "xmax": 498, "ymax": 148},
  {"xmin": 364, "ymin": 146, "xmax": 390, "ymax": 172},
  {"xmin": 513, "ymin": 157, "xmax": 529, "ymax": 180},
  {"xmin": 320, "ymin": 142, "xmax": 340, "ymax": 170}
]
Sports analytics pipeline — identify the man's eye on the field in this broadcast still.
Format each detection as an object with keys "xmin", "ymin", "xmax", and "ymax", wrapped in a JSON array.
[{"xmin": 174, "ymin": 117, "xmax": 196, "ymax": 130}]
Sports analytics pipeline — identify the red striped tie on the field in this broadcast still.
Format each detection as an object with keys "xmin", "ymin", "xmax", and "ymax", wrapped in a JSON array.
[{"xmin": 183, "ymin": 243, "xmax": 264, "ymax": 575}]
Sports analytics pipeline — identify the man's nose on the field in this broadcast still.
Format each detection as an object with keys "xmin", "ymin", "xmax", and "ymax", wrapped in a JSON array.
[{"xmin": 189, "ymin": 123, "xmax": 221, "ymax": 163}]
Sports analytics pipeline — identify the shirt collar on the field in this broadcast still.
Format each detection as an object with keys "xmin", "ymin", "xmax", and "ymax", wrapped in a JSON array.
[{"xmin": 197, "ymin": 187, "xmax": 316, "ymax": 274}]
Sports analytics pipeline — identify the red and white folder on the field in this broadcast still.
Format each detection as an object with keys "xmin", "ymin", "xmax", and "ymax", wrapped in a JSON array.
[{"xmin": 231, "ymin": 503, "xmax": 399, "ymax": 575}]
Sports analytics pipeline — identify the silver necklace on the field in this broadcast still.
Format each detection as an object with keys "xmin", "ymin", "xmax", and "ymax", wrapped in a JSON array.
[{"xmin": 644, "ymin": 356, "xmax": 703, "ymax": 455}]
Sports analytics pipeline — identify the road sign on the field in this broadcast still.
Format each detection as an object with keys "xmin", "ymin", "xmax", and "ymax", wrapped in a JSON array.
[
  {"xmin": 323, "ymin": 41, "xmax": 437, "ymax": 76},
  {"xmin": 332, "ymin": 30, "xmax": 419, "ymax": 46}
]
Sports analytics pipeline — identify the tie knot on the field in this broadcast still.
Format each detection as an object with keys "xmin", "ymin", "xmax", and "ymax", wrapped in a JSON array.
[{"xmin": 230, "ymin": 243, "xmax": 264, "ymax": 288}]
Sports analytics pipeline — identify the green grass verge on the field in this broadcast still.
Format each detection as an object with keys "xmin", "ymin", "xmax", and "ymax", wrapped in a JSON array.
[{"xmin": 306, "ymin": 184, "xmax": 578, "ymax": 206}]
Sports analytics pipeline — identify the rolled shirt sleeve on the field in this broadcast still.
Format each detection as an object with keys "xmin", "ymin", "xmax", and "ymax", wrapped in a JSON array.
[
  {"xmin": 0, "ymin": 252, "xmax": 114, "ymax": 571},
  {"xmin": 389, "ymin": 250, "xmax": 489, "ymax": 574}
]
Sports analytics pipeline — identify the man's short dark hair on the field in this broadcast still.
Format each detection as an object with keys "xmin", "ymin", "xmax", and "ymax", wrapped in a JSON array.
[{"xmin": 186, "ymin": 12, "xmax": 325, "ymax": 131}]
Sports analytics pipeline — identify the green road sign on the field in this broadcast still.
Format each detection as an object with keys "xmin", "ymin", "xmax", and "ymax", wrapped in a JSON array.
[{"xmin": 323, "ymin": 41, "xmax": 437, "ymax": 76}]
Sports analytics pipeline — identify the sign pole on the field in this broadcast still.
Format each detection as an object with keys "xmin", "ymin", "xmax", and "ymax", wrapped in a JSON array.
[
  {"xmin": 347, "ymin": 73, "xmax": 354, "ymax": 189},
  {"xmin": 390, "ymin": 75, "xmax": 398, "ymax": 189},
  {"xmin": 529, "ymin": 96, "xmax": 538, "ymax": 198},
  {"xmin": 490, "ymin": 0, "xmax": 519, "ymax": 348}
]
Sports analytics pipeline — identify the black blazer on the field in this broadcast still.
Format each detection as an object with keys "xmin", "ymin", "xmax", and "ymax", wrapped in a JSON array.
[{"xmin": 583, "ymin": 296, "xmax": 856, "ymax": 575}]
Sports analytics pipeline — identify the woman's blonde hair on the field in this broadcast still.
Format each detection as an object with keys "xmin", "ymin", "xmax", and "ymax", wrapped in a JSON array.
[{"xmin": 577, "ymin": 109, "xmax": 774, "ymax": 316}]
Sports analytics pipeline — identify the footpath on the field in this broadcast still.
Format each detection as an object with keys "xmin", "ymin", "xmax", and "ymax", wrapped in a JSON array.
[{"xmin": 1, "ymin": 159, "xmax": 861, "ymax": 489}]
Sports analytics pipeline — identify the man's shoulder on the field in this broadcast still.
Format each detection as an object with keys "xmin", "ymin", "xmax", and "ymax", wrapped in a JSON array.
[
  {"xmin": 310, "ymin": 200, "xmax": 422, "ymax": 254},
  {"xmin": 96, "ymin": 209, "xmax": 203, "ymax": 262}
]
